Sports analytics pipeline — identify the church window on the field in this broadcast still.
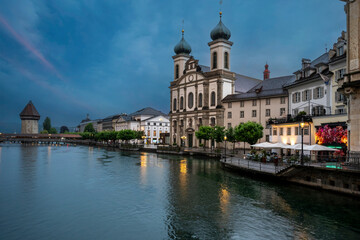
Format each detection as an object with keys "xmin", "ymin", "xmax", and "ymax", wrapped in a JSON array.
[
  {"xmin": 175, "ymin": 64, "xmax": 179, "ymax": 79},
  {"xmin": 212, "ymin": 52, "xmax": 217, "ymax": 69},
  {"xmin": 211, "ymin": 91, "xmax": 216, "ymax": 106},
  {"xmin": 224, "ymin": 52, "xmax": 229, "ymax": 69},
  {"xmin": 180, "ymin": 96, "xmax": 184, "ymax": 109},
  {"xmin": 198, "ymin": 93, "xmax": 203, "ymax": 107},
  {"xmin": 188, "ymin": 92, "xmax": 194, "ymax": 109},
  {"xmin": 173, "ymin": 98, "xmax": 177, "ymax": 111}
]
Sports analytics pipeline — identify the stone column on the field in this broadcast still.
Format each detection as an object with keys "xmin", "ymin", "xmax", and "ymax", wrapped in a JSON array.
[{"xmin": 203, "ymin": 82, "xmax": 209, "ymax": 109}]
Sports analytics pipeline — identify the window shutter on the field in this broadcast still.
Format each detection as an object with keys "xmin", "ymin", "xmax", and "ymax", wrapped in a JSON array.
[
  {"xmin": 308, "ymin": 90, "xmax": 312, "ymax": 100},
  {"xmin": 292, "ymin": 94, "xmax": 295, "ymax": 103},
  {"xmin": 313, "ymin": 88, "xmax": 317, "ymax": 99},
  {"xmin": 302, "ymin": 91, "xmax": 305, "ymax": 101},
  {"xmin": 320, "ymin": 87, "xmax": 324, "ymax": 98}
]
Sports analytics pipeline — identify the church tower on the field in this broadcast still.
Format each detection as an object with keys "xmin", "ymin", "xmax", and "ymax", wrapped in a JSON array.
[
  {"xmin": 172, "ymin": 29, "xmax": 192, "ymax": 80},
  {"xmin": 263, "ymin": 63, "xmax": 270, "ymax": 80},
  {"xmin": 208, "ymin": 12, "xmax": 233, "ymax": 71},
  {"xmin": 20, "ymin": 101, "xmax": 40, "ymax": 134}
]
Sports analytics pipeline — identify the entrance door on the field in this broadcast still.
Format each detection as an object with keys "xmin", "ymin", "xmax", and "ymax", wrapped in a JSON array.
[{"xmin": 188, "ymin": 134, "xmax": 193, "ymax": 148}]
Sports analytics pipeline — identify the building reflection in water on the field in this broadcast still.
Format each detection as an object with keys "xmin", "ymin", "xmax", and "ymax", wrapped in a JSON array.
[{"xmin": 20, "ymin": 145, "xmax": 38, "ymax": 190}]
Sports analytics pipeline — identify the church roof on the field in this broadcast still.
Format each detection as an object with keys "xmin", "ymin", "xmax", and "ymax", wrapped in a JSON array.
[
  {"xmin": 223, "ymin": 75, "xmax": 295, "ymax": 102},
  {"xmin": 19, "ymin": 101, "xmax": 40, "ymax": 120},
  {"xmin": 234, "ymin": 74, "xmax": 262, "ymax": 93}
]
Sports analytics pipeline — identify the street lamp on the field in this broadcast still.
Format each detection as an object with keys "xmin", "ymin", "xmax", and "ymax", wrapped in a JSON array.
[
  {"xmin": 181, "ymin": 135, "xmax": 187, "ymax": 147},
  {"xmin": 142, "ymin": 135, "xmax": 146, "ymax": 144},
  {"xmin": 300, "ymin": 117, "xmax": 305, "ymax": 166},
  {"xmin": 224, "ymin": 136, "xmax": 227, "ymax": 162}
]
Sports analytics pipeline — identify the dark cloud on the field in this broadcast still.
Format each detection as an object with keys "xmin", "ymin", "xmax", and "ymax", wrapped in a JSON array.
[{"xmin": 0, "ymin": 0, "xmax": 345, "ymax": 133}]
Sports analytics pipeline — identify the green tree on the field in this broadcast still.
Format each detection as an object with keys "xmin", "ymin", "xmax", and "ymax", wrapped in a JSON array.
[
  {"xmin": 234, "ymin": 121, "xmax": 264, "ymax": 146},
  {"xmin": 43, "ymin": 117, "xmax": 51, "ymax": 131},
  {"xmin": 117, "ymin": 130, "xmax": 135, "ymax": 143},
  {"xmin": 49, "ymin": 127, "xmax": 58, "ymax": 134},
  {"xmin": 40, "ymin": 130, "xmax": 48, "ymax": 134},
  {"xmin": 225, "ymin": 127, "xmax": 237, "ymax": 152},
  {"xmin": 195, "ymin": 126, "xmax": 214, "ymax": 149},
  {"xmin": 84, "ymin": 123, "xmax": 95, "ymax": 133},
  {"xmin": 212, "ymin": 126, "xmax": 225, "ymax": 143}
]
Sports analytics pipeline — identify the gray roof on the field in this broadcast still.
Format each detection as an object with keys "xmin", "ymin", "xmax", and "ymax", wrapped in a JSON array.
[
  {"xmin": 130, "ymin": 107, "xmax": 167, "ymax": 117},
  {"xmin": 223, "ymin": 75, "xmax": 295, "ymax": 102},
  {"xmin": 234, "ymin": 73, "xmax": 262, "ymax": 93},
  {"xmin": 310, "ymin": 52, "xmax": 329, "ymax": 67},
  {"xmin": 198, "ymin": 65, "xmax": 210, "ymax": 72}
]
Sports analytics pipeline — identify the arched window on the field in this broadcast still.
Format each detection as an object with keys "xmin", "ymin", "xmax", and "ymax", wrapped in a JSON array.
[
  {"xmin": 212, "ymin": 52, "xmax": 217, "ymax": 69},
  {"xmin": 175, "ymin": 64, "xmax": 179, "ymax": 79},
  {"xmin": 198, "ymin": 93, "xmax": 203, "ymax": 107},
  {"xmin": 188, "ymin": 92, "xmax": 194, "ymax": 109},
  {"xmin": 173, "ymin": 98, "xmax": 177, "ymax": 111},
  {"xmin": 211, "ymin": 91, "xmax": 216, "ymax": 106},
  {"xmin": 224, "ymin": 52, "xmax": 229, "ymax": 69},
  {"xmin": 180, "ymin": 96, "xmax": 184, "ymax": 109}
]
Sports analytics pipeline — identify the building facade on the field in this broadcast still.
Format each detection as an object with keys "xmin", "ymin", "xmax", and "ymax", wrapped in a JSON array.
[
  {"xmin": 20, "ymin": 101, "xmax": 40, "ymax": 134},
  {"xmin": 169, "ymin": 13, "xmax": 260, "ymax": 148}
]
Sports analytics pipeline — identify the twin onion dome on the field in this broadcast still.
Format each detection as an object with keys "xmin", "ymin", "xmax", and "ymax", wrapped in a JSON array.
[
  {"xmin": 210, "ymin": 12, "xmax": 231, "ymax": 41},
  {"xmin": 174, "ymin": 12, "xmax": 231, "ymax": 55},
  {"xmin": 174, "ymin": 29, "xmax": 192, "ymax": 55}
]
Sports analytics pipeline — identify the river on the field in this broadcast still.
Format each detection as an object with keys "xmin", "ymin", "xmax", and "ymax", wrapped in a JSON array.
[{"xmin": 0, "ymin": 144, "xmax": 359, "ymax": 240}]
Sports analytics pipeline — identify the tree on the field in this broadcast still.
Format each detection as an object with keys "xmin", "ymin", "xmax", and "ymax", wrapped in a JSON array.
[
  {"xmin": 234, "ymin": 121, "xmax": 263, "ymax": 146},
  {"xmin": 40, "ymin": 130, "xmax": 48, "ymax": 134},
  {"xmin": 225, "ymin": 127, "xmax": 237, "ymax": 152},
  {"xmin": 117, "ymin": 130, "xmax": 135, "ymax": 143},
  {"xmin": 43, "ymin": 117, "xmax": 51, "ymax": 132},
  {"xmin": 84, "ymin": 123, "xmax": 95, "ymax": 133},
  {"xmin": 60, "ymin": 126, "xmax": 69, "ymax": 133},
  {"xmin": 212, "ymin": 126, "xmax": 225, "ymax": 143},
  {"xmin": 195, "ymin": 126, "xmax": 214, "ymax": 148},
  {"xmin": 49, "ymin": 127, "xmax": 58, "ymax": 134}
]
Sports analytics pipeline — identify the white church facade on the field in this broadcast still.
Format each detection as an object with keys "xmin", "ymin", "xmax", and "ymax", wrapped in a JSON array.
[{"xmin": 169, "ymin": 12, "xmax": 261, "ymax": 148}]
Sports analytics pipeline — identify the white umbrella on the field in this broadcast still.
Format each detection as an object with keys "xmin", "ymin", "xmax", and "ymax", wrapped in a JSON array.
[
  {"xmin": 251, "ymin": 142, "xmax": 274, "ymax": 148},
  {"xmin": 306, "ymin": 144, "xmax": 339, "ymax": 152},
  {"xmin": 270, "ymin": 142, "xmax": 294, "ymax": 149},
  {"xmin": 290, "ymin": 144, "xmax": 311, "ymax": 150}
]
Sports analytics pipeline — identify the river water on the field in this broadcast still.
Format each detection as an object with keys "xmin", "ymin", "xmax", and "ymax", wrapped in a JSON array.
[{"xmin": 0, "ymin": 144, "xmax": 359, "ymax": 240}]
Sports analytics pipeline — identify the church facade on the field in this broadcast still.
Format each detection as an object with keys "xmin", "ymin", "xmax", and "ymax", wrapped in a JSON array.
[{"xmin": 169, "ymin": 13, "xmax": 261, "ymax": 148}]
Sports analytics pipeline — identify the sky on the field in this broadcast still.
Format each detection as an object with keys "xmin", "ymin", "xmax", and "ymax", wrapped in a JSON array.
[{"xmin": 0, "ymin": 0, "xmax": 346, "ymax": 133}]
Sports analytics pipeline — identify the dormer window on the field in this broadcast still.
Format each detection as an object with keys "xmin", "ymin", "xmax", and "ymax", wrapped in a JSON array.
[
  {"xmin": 212, "ymin": 52, "xmax": 217, "ymax": 69},
  {"xmin": 338, "ymin": 46, "xmax": 344, "ymax": 56}
]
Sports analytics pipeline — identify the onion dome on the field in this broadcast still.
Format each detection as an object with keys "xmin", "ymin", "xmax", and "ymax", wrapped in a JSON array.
[
  {"xmin": 210, "ymin": 12, "xmax": 231, "ymax": 41},
  {"xmin": 174, "ymin": 29, "xmax": 191, "ymax": 55}
]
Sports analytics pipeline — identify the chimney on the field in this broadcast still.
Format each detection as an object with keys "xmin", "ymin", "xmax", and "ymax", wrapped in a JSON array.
[
  {"xmin": 301, "ymin": 58, "xmax": 311, "ymax": 70},
  {"xmin": 263, "ymin": 63, "xmax": 270, "ymax": 80}
]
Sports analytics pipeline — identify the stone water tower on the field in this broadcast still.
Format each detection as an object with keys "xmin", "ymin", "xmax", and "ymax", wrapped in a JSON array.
[{"xmin": 20, "ymin": 101, "xmax": 40, "ymax": 134}]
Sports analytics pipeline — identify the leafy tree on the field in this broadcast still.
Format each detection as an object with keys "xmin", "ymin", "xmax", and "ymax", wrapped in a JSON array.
[
  {"xmin": 43, "ymin": 117, "xmax": 51, "ymax": 131},
  {"xmin": 40, "ymin": 130, "xmax": 48, "ymax": 134},
  {"xmin": 135, "ymin": 131, "xmax": 145, "ymax": 140},
  {"xmin": 212, "ymin": 126, "xmax": 225, "ymax": 143},
  {"xmin": 84, "ymin": 123, "xmax": 96, "ymax": 133},
  {"xmin": 117, "ymin": 130, "xmax": 135, "ymax": 142},
  {"xmin": 234, "ymin": 121, "xmax": 263, "ymax": 146},
  {"xmin": 49, "ymin": 127, "xmax": 58, "ymax": 134},
  {"xmin": 195, "ymin": 126, "xmax": 214, "ymax": 148},
  {"xmin": 225, "ymin": 127, "xmax": 237, "ymax": 152},
  {"xmin": 60, "ymin": 126, "xmax": 69, "ymax": 133}
]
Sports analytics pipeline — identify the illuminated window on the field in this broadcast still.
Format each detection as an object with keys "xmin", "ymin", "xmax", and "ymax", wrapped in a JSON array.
[{"xmin": 153, "ymin": 130, "xmax": 156, "ymax": 136}]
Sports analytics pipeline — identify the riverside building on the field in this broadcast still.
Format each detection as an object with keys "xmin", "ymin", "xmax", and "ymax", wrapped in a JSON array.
[{"xmin": 169, "ymin": 12, "xmax": 261, "ymax": 148}]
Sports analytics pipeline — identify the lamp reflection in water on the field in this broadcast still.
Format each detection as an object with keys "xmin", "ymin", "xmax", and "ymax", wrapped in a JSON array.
[
  {"xmin": 140, "ymin": 154, "xmax": 148, "ymax": 185},
  {"xmin": 219, "ymin": 185, "xmax": 230, "ymax": 215},
  {"xmin": 179, "ymin": 159, "xmax": 188, "ymax": 198}
]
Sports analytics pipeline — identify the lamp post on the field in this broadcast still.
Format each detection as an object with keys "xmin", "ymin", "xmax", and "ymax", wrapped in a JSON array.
[
  {"xmin": 142, "ymin": 135, "xmax": 146, "ymax": 145},
  {"xmin": 181, "ymin": 135, "xmax": 186, "ymax": 147},
  {"xmin": 224, "ymin": 136, "xmax": 227, "ymax": 162},
  {"xmin": 300, "ymin": 117, "xmax": 305, "ymax": 166}
]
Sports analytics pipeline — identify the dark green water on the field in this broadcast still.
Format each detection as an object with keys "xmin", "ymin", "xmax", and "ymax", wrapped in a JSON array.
[{"xmin": 0, "ymin": 144, "xmax": 359, "ymax": 240}]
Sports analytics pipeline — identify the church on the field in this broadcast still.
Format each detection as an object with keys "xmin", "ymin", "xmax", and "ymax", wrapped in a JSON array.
[{"xmin": 169, "ymin": 12, "xmax": 261, "ymax": 148}]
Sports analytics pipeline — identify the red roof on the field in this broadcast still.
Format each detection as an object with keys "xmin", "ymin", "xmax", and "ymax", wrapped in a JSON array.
[{"xmin": 20, "ymin": 101, "xmax": 40, "ymax": 120}]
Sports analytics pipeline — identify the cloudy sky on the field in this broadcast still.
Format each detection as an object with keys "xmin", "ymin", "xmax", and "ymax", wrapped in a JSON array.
[{"xmin": 0, "ymin": 0, "xmax": 345, "ymax": 132}]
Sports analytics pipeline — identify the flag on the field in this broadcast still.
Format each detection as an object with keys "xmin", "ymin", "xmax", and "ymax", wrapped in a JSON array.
[{"xmin": 319, "ymin": 73, "xmax": 330, "ymax": 85}]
